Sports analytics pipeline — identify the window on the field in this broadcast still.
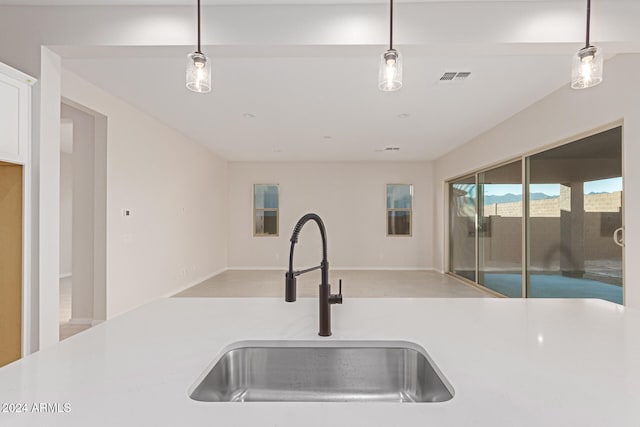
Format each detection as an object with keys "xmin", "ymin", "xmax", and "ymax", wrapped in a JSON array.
[
  {"xmin": 387, "ymin": 184, "xmax": 412, "ymax": 236},
  {"xmin": 254, "ymin": 184, "xmax": 279, "ymax": 236}
]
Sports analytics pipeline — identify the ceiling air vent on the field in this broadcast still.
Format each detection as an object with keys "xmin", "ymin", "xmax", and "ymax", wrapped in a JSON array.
[
  {"xmin": 438, "ymin": 71, "xmax": 472, "ymax": 83},
  {"xmin": 375, "ymin": 146, "xmax": 401, "ymax": 152},
  {"xmin": 439, "ymin": 72, "xmax": 457, "ymax": 81}
]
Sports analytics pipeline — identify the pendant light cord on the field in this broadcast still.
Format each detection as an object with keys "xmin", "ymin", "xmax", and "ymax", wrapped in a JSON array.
[
  {"xmin": 585, "ymin": 0, "xmax": 591, "ymax": 48},
  {"xmin": 389, "ymin": 0, "xmax": 394, "ymax": 50},
  {"xmin": 197, "ymin": 0, "xmax": 202, "ymax": 54}
]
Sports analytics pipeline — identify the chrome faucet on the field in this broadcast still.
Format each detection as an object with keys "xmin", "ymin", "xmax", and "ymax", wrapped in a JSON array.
[{"xmin": 285, "ymin": 213, "xmax": 342, "ymax": 337}]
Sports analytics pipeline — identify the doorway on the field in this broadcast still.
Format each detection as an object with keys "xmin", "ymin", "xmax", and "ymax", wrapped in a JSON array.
[
  {"xmin": 0, "ymin": 162, "xmax": 22, "ymax": 366},
  {"xmin": 59, "ymin": 100, "xmax": 107, "ymax": 340}
]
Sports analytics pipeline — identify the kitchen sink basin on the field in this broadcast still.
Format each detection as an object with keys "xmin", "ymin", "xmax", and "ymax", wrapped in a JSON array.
[{"xmin": 189, "ymin": 341, "xmax": 454, "ymax": 403}]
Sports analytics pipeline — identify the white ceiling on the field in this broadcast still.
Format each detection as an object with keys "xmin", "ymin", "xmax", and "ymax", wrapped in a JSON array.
[
  {"xmin": 5, "ymin": 0, "xmax": 630, "ymax": 162},
  {"xmin": 64, "ymin": 48, "xmax": 571, "ymax": 161},
  {"xmin": 0, "ymin": 0, "xmax": 591, "ymax": 5}
]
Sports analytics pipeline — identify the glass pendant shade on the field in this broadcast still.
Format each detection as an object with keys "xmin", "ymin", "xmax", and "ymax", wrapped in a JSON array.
[
  {"xmin": 186, "ymin": 52, "xmax": 211, "ymax": 93},
  {"xmin": 378, "ymin": 49, "xmax": 403, "ymax": 92},
  {"xmin": 571, "ymin": 45, "xmax": 603, "ymax": 89}
]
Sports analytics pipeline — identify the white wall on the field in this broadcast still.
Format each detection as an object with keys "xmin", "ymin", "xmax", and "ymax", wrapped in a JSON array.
[
  {"xmin": 38, "ymin": 47, "xmax": 61, "ymax": 349},
  {"xmin": 59, "ymin": 151, "xmax": 72, "ymax": 277},
  {"xmin": 62, "ymin": 70, "xmax": 228, "ymax": 318},
  {"xmin": 433, "ymin": 54, "xmax": 640, "ymax": 308},
  {"xmin": 93, "ymin": 114, "xmax": 107, "ymax": 323},
  {"xmin": 228, "ymin": 161, "xmax": 433, "ymax": 270}
]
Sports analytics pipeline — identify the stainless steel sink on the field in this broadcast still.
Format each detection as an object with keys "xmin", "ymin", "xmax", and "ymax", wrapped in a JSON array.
[{"xmin": 189, "ymin": 341, "xmax": 454, "ymax": 403}]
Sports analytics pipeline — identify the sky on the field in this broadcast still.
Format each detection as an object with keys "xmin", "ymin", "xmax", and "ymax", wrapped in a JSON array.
[
  {"xmin": 583, "ymin": 177, "xmax": 623, "ymax": 194},
  {"xmin": 482, "ymin": 177, "xmax": 622, "ymax": 197},
  {"xmin": 483, "ymin": 184, "xmax": 522, "ymax": 196}
]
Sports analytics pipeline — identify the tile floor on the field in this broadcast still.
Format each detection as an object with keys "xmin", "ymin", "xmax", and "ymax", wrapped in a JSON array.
[
  {"xmin": 174, "ymin": 270, "xmax": 490, "ymax": 298},
  {"xmin": 59, "ymin": 270, "xmax": 489, "ymax": 340}
]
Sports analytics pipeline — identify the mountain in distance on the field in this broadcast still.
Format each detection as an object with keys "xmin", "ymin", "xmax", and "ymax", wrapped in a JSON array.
[
  {"xmin": 484, "ymin": 193, "xmax": 556, "ymax": 205},
  {"xmin": 529, "ymin": 192, "xmax": 556, "ymax": 201}
]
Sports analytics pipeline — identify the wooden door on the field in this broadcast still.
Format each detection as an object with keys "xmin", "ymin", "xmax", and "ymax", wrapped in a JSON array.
[{"xmin": 0, "ymin": 161, "xmax": 22, "ymax": 367}]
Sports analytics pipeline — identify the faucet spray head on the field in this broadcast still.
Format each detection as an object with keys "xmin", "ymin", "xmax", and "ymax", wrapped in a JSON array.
[{"xmin": 285, "ymin": 272, "xmax": 297, "ymax": 302}]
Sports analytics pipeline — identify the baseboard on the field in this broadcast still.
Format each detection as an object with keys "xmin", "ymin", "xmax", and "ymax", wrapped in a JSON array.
[
  {"xmin": 331, "ymin": 267, "xmax": 436, "ymax": 271},
  {"xmin": 91, "ymin": 319, "xmax": 104, "ymax": 327},
  {"xmin": 163, "ymin": 268, "xmax": 228, "ymax": 297},
  {"xmin": 166, "ymin": 267, "xmax": 438, "ymax": 298},
  {"xmin": 68, "ymin": 318, "xmax": 93, "ymax": 325},
  {"xmin": 59, "ymin": 273, "xmax": 72, "ymax": 279},
  {"xmin": 227, "ymin": 267, "xmax": 435, "ymax": 271}
]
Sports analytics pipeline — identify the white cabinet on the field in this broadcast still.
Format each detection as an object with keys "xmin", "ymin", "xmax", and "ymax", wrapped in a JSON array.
[
  {"xmin": 0, "ymin": 64, "xmax": 34, "ymax": 165},
  {"xmin": 0, "ymin": 62, "xmax": 35, "ymax": 358}
]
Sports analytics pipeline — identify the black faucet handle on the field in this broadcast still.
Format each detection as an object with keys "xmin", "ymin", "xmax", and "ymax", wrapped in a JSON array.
[
  {"xmin": 285, "ymin": 272, "xmax": 297, "ymax": 302},
  {"xmin": 329, "ymin": 279, "xmax": 343, "ymax": 305}
]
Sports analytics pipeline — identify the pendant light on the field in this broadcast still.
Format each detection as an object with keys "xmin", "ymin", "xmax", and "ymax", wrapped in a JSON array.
[
  {"xmin": 186, "ymin": 0, "xmax": 211, "ymax": 93},
  {"xmin": 571, "ymin": 0, "xmax": 603, "ymax": 89},
  {"xmin": 378, "ymin": 0, "xmax": 402, "ymax": 91}
]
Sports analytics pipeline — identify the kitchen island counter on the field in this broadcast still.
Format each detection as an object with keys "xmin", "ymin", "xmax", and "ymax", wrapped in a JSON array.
[{"xmin": 0, "ymin": 297, "xmax": 638, "ymax": 426}]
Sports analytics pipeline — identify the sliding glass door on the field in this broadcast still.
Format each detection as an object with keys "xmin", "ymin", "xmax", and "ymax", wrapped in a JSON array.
[
  {"xmin": 478, "ymin": 161, "xmax": 523, "ymax": 297},
  {"xmin": 527, "ymin": 127, "xmax": 623, "ymax": 303},
  {"xmin": 448, "ymin": 126, "xmax": 623, "ymax": 304},
  {"xmin": 449, "ymin": 176, "xmax": 476, "ymax": 282}
]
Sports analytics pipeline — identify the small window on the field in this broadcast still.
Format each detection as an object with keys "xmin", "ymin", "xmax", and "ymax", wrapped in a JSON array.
[
  {"xmin": 387, "ymin": 184, "xmax": 412, "ymax": 236},
  {"xmin": 254, "ymin": 184, "xmax": 279, "ymax": 236}
]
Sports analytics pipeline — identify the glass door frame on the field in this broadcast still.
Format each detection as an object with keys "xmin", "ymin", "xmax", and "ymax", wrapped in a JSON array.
[
  {"xmin": 447, "ymin": 158, "xmax": 525, "ymax": 299},
  {"xmin": 447, "ymin": 174, "xmax": 479, "ymax": 284}
]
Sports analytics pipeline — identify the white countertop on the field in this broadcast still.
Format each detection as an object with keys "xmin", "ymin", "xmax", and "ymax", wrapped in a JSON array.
[{"xmin": 1, "ymin": 297, "xmax": 639, "ymax": 426}]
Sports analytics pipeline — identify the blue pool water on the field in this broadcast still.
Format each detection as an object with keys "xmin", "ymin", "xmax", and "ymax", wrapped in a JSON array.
[{"xmin": 481, "ymin": 273, "xmax": 623, "ymax": 304}]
